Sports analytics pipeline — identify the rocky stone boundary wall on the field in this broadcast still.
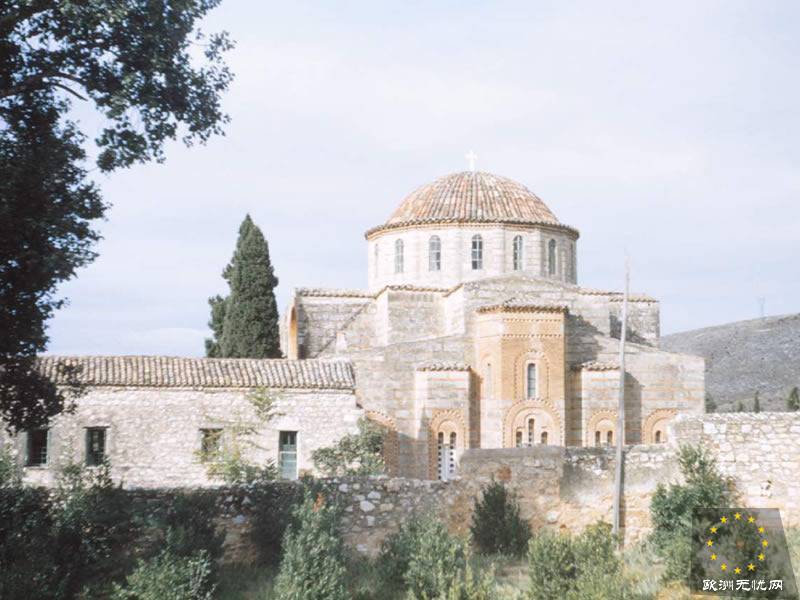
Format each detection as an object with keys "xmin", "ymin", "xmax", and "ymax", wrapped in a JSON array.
[{"xmin": 120, "ymin": 413, "xmax": 800, "ymax": 561}]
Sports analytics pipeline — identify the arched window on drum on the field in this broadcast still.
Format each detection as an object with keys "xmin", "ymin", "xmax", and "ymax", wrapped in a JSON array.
[
  {"xmin": 394, "ymin": 239, "xmax": 404, "ymax": 274},
  {"xmin": 512, "ymin": 235, "xmax": 523, "ymax": 271},
  {"xmin": 428, "ymin": 235, "xmax": 441, "ymax": 271},
  {"xmin": 471, "ymin": 235, "xmax": 483, "ymax": 270}
]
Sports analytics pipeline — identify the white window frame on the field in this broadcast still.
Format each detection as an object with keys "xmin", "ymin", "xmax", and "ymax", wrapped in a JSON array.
[
  {"xmin": 428, "ymin": 236, "xmax": 441, "ymax": 271},
  {"xmin": 394, "ymin": 239, "xmax": 404, "ymax": 274},
  {"xmin": 471, "ymin": 235, "xmax": 483, "ymax": 270},
  {"xmin": 526, "ymin": 363, "xmax": 538, "ymax": 399},
  {"xmin": 512, "ymin": 235, "xmax": 523, "ymax": 270}
]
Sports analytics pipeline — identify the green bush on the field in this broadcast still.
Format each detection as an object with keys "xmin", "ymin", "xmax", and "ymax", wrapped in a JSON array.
[
  {"xmin": 274, "ymin": 493, "xmax": 349, "ymax": 600},
  {"xmin": 149, "ymin": 491, "xmax": 224, "ymax": 562},
  {"xmin": 111, "ymin": 550, "xmax": 215, "ymax": 600},
  {"xmin": 378, "ymin": 514, "xmax": 467, "ymax": 597},
  {"xmin": 378, "ymin": 516, "xmax": 428, "ymax": 587},
  {"xmin": 411, "ymin": 556, "xmax": 496, "ymax": 600},
  {"xmin": 248, "ymin": 480, "xmax": 313, "ymax": 565},
  {"xmin": 527, "ymin": 528, "xmax": 577, "ymax": 599},
  {"xmin": 527, "ymin": 522, "xmax": 635, "ymax": 600},
  {"xmin": 470, "ymin": 480, "xmax": 531, "ymax": 556},
  {"xmin": 649, "ymin": 444, "xmax": 733, "ymax": 581},
  {"xmin": 312, "ymin": 417, "xmax": 386, "ymax": 476},
  {"xmin": 0, "ymin": 459, "xmax": 136, "ymax": 599}
]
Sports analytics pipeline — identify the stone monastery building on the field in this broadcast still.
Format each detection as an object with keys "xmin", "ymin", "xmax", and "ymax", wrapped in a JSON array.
[{"xmin": 6, "ymin": 171, "xmax": 704, "ymax": 487}]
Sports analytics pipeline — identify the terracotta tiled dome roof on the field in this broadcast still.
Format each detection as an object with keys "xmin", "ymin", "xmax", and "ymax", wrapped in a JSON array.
[{"xmin": 366, "ymin": 171, "xmax": 576, "ymax": 237}]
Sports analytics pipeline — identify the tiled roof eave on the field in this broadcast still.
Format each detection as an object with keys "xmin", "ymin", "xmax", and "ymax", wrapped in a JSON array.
[
  {"xmin": 364, "ymin": 218, "xmax": 580, "ymax": 240},
  {"xmin": 37, "ymin": 356, "xmax": 356, "ymax": 390}
]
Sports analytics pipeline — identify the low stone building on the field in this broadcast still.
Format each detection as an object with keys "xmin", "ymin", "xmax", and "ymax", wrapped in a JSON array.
[
  {"xmin": 2, "ymin": 356, "xmax": 362, "ymax": 487},
  {"xmin": 3, "ymin": 169, "xmax": 705, "ymax": 486}
]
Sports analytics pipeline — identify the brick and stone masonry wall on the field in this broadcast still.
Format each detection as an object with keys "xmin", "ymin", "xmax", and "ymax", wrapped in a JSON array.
[
  {"xmin": 209, "ymin": 413, "xmax": 800, "ymax": 560},
  {"xmin": 10, "ymin": 413, "xmax": 797, "ymax": 562}
]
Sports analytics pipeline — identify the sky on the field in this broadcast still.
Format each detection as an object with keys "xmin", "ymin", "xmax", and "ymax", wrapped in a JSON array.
[{"xmin": 46, "ymin": 1, "xmax": 800, "ymax": 356}]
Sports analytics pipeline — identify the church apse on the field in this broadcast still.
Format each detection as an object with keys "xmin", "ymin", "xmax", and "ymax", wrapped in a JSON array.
[{"xmin": 474, "ymin": 302, "xmax": 567, "ymax": 449}]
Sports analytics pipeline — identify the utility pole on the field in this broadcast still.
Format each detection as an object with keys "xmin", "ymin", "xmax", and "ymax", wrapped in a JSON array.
[{"xmin": 612, "ymin": 256, "xmax": 629, "ymax": 544}]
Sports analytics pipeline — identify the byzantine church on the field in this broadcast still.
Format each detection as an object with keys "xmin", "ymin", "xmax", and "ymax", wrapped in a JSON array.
[
  {"xmin": 284, "ymin": 170, "xmax": 704, "ymax": 480},
  {"xmin": 5, "ymin": 170, "xmax": 704, "ymax": 487}
]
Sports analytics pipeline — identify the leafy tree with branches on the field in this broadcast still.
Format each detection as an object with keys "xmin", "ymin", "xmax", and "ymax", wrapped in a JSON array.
[
  {"xmin": 1, "ymin": 1, "xmax": 233, "ymax": 430},
  {"xmin": 311, "ymin": 418, "xmax": 386, "ymax": 477}
]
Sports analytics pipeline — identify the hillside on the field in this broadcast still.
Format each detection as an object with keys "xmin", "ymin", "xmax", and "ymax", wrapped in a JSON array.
[{"xmin": 661, "ymin": 313, "xmax": 800, "ymax": 412}]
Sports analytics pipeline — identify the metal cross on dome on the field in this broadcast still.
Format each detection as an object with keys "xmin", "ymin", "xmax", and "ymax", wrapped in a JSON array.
[{"xmin": 465, "ymin": 150, "xmax": 477, "ymax": 173}]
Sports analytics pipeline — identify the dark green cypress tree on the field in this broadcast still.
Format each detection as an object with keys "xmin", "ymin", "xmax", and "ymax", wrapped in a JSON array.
[
  {"xmin": 204, "ymin": 215, "xmax": 281, "ymax": 358},
  {"xmin": 753, "ymin": 391, "xmax": 761, "ymax": 413},
  {"xmin": 788, "ymin": 387, "xmax": 800, "ymax": 412},
  {"xmin": 204, "ymin": 295, "xmax": 227, "ymax": 357}
]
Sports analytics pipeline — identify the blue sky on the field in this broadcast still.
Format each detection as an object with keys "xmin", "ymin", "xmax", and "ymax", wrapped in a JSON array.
[{"xmin": 47, "ymin": 1, "xmax": 800, "ymax": 356}]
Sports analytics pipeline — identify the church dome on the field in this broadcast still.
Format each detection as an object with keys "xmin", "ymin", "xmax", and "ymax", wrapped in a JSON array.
[{"xmin": 366, "ymin": 171, "xmax": 576, "ymax": 238}]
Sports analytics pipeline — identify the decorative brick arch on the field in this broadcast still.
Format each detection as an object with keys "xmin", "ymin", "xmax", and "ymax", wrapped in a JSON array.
[
  {"xmin": 585, "ymin": 410, "xmax": 617, "ymax": 447},
  {"xmin": 427, "ymin": 409, "xmax": 467, "ymax": 480},
  {"xmin": 643, "ymin": 409, "xmax": 677, "ymax": 445},
  {"xmin": 503, "ymin": 399, "xmax": 562, "ymax": 447},
  {"xmin": 365, "ymin": 410, "xmax": 399, "ymax": 475},
  {"xmin": 513, "ymin": 350, "xmax": 550, "ymax": 401}
]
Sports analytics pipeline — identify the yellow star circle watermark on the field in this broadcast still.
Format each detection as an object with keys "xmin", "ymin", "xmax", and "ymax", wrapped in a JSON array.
[{"xmin": 705, "ymin": 512, "xmax": 770, "ymax": 574}]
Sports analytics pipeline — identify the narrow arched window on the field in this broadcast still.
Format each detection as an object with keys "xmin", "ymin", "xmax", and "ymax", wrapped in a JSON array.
[
  {"xmin": 471, "ymin": 235, "xmax": 483, "ymax": 270},
  {"xmin": 548, "ymin": 239, "xmax": 557, "ymax": 275},
  {"xmin": 448, "ymin": 432, "xmax": 457, "ymax": 477},
  {"xmin": 655, "ymin": 430, "xmax": 663, "ymax": 444},
  {"xmin": 516, "ymin": 430, "xmax": 523, "ymax": 447},
  {"xmin": 485, "ymin": 363, "xmax": 492, "ymax": 400},
  {"xmin": 513, "ymin": 235, "xmax": 523, "ymax": 270},
  {"xmin": 606, "ymin": 430, "xmax": 613, "ymax": 446},
  {"xmin": 526, "ymin": 364, "xmax": 537, "ymax": 399},
  {"xmin": 540, "ymin": 431, "xmax": 548, "ymax": 445},
  {"xmin": 595, "ymin": 431, "xmax": 601, "ymax": 446},
  {"xmin": 437, "ymin": 432, "xmax": 445, "ymax": 480},
  {"xmin": 527, "ymin": 418, "xmax": 534, "ymax": 446},
  {"xmin": 374, "ymin": 244, "xmax": 379, "ymax": 278},
  {"xmin": 394, "ymin": 239, "xmax": 404, "ymax": 274},
  {"xmin": 428, "ymin": 236, "xmax": 441, "ymax": 271}
]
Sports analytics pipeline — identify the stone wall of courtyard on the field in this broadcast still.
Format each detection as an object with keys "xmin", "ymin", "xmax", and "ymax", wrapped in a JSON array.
[
  {"xmin": 12, "ymin": 412, "xmax": 799, "ymax": 563},
  {"xmin": 163, "ymin": 412, "xmax": 795, "ymax": 561}
]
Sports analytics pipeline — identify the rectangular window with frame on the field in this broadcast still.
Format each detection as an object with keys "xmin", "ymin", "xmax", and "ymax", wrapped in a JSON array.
[
  {"xmin": 26, "ymin": 429, "xmax": 48, "ymax": 466},
  {"xmin": 85, "ymin": 427, "xmax": 107, "ymax": 466},
  {"xmin": 278, "ymin": 431, "xmax": 298, "ymax": 480},
  {"xmin": 200, "ymin": 428, "xmax": 223, "ymax": 462}
]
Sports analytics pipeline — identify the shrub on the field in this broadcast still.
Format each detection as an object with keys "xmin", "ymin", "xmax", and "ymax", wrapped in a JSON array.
[
  {"xmin": 0, "ymin": 484, "xmax": 56, "ymax": 600},
  {"xmin": 378, "ymin": 516, "xmax": 429, "ymax": 587},
  {"xmin": 50, "ymin": 460, "xmax": 137, "ymax": 597},
  {"xmin": 470, "ymin": 480, "xmax": 530, "ymax": 556},
  {"xmin": 149, "ymin": 491, "xmax": 224, "ymax": 562},
  {"xmin": 274, "ymin": 493, "xmax": 349, "ymax": 600},
  {"xmin": 248, "ymin": 480, "xmax": 315, "ymax": 565},
  {"xmin": 650, "ymin": 444, "xmax": 733, "ymax": 581},
  {"xmin": 0, "ymin": 459, "xmax": 136, "ymax": 599},
  {"xmin": 0, "ymin": 444, "xmax": 21, "ymax": 487},
  {"xmin": 378, "ymin": 514, "xmax": 467, "ymax": 597},
  {"xmin": 527, "ymin": 522, "xmax": 632, "ymax": 600},
  {"xmin": 111, "ymin": 550, "xmax": 215, "ymax": 600},
  {"xmin": 312, "ymin": 417, "xmax": 386, "ymax": 476},
  {"xmin": 411, "ymin": 554, "xmax": 496, "ymax": 600},
  {"xmin": 527, "ymin": 529, "xmax": 576, "ymax": 599},
  {"xmin": 404, "ymin": 520, "xmax": 467, "ymax": 598}
]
